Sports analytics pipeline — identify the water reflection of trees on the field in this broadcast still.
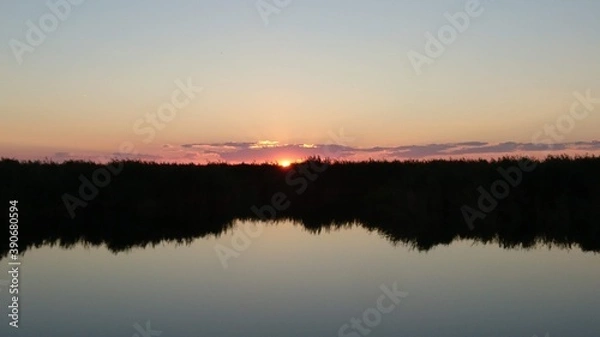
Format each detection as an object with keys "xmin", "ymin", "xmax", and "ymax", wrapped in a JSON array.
[{"xmin": 1, "ymin": 156, "xmax": 599, "ymax": 257}]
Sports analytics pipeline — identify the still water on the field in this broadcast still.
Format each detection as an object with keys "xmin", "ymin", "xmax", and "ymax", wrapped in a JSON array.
[{"xmin": 1, "ymin": 220, "xmax": 598, "ymax": 337}]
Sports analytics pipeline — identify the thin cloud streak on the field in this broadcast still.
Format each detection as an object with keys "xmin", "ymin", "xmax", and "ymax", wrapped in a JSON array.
[
  {"xmin": 171, "ymin": 140, "xmax": 600, "ymax": 163},
  {"xmin": 5, "ymin": 141, "xmax": 600, "ymax": 164}
]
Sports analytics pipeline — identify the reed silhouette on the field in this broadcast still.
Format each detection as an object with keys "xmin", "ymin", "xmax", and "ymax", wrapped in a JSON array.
[{"xmin": 1, "ymin": 156, "xmax": 599, "ymax": 258}]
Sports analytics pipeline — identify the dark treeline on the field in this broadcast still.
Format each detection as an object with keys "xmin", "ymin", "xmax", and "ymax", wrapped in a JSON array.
[{"xmin": 1, "ymin": 156, "xmax": 599, "ymax": 257}]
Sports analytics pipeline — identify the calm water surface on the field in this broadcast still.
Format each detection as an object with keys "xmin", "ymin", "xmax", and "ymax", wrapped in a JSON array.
[{"xmin": 1, "ymin": 220, "xmax": 598, "ymax": 337}]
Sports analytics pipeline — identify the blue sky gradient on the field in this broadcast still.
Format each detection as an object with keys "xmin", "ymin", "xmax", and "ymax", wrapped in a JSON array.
[{"xmin": 1, "ymin": 0, "xmax": 599, "ymax": 162}]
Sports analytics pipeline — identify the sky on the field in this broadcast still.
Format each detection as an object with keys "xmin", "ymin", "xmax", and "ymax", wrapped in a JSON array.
[{"xmin": 1, "ymin": 0, "xmax": 599, "ymax": 164}]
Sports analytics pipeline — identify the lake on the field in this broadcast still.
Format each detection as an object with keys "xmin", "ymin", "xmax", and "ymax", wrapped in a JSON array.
[{"xmin": 1, "ymin": 219, "xmax": 598, "ymax": 337}]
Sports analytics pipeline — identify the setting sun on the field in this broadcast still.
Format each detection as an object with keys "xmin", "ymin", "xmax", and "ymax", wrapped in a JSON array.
[{"xmin": 279, "ymin": 160, "xmax": 292, "ymax": 167}]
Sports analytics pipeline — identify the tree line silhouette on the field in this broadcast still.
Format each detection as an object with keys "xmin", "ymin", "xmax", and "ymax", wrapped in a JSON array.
[{"xmin": 1, "ymin": 155, "xmax": 599, "ymax": 258}]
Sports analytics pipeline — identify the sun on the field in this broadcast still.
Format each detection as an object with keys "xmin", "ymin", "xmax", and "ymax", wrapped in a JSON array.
[{"xmin": 279, "ymin": 160, "xmax": 292, "ymax": 168}]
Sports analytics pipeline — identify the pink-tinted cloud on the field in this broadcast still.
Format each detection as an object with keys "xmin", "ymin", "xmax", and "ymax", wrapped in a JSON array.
[
  {"xmin": 4, "ymin": 140, "xmax": 600, "ymax": 164},
  {"xmin": 170, "ymin": 140, "xmax": 600, "ymax": 163}
]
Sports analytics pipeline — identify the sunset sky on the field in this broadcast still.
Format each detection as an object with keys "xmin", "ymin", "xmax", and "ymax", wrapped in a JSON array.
[{"xmin": 1, "ymin": 0, "xmax": 599, "ymax": 163}]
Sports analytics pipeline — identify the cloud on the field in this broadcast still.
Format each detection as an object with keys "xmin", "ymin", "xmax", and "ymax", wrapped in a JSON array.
[
  {"xmin": 171, "ymin": 140, "xmax": 600, "ymax": 163},
  {"xmin": 389, "ymin": 144, "xmax": 456, "ymax": 158},
  {"xmin": 446, "ymin": 142, "xmax": 520, "ymax": 155},
  {"xmin": 111, "ymin": 152, "xmax": 162, "ymax": 161},
  {"xmin": 21, "ymin": 140, "xmax": 600, "ymax": 164},
  {"xmin": 54, "ymin": 152, "xmax": 74, "ymax": 158},
  {"xmin": 455, "ymin": 141, "xmax": 488, "ymax": 147}
]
